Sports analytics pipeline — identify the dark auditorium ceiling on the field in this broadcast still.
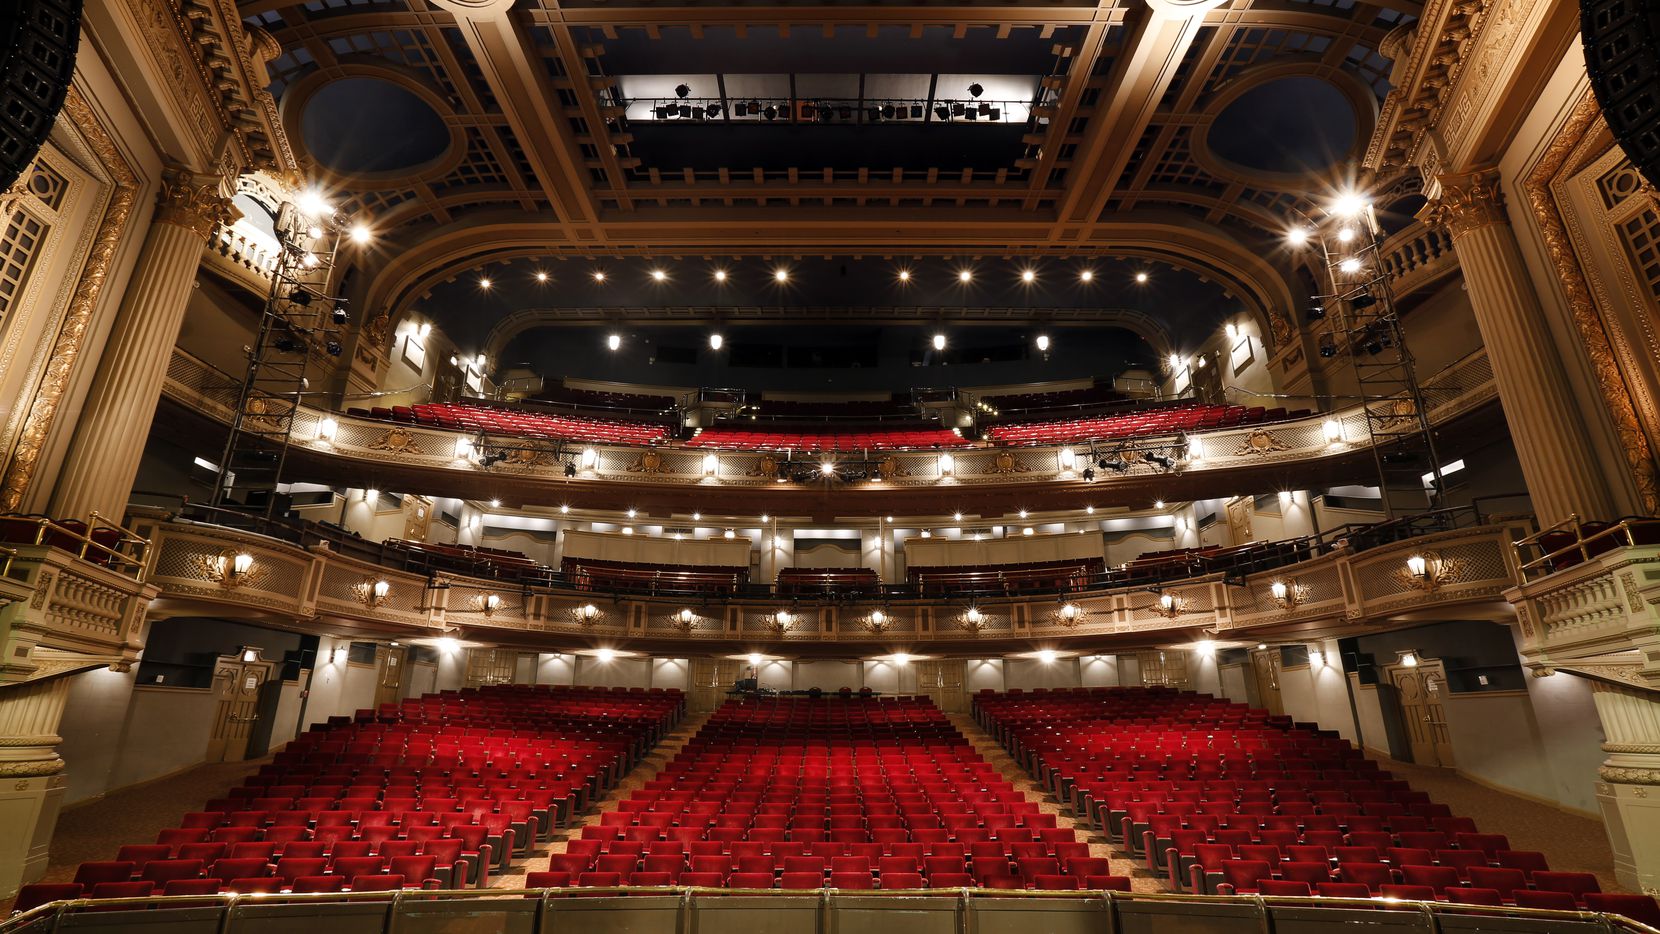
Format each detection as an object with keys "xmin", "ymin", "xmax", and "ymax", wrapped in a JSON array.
[{"xmin": 242, "ymin": 0, "xmax": 1417, "ymax": 334}]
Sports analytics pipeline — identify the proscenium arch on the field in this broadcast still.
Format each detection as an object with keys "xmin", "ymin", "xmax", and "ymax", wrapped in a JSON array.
[{"xmin": 359, "ymin": 215, "xmax": 1298, "ymax": 353}]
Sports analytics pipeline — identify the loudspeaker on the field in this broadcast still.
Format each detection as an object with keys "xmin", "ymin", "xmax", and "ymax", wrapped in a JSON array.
[
  {"xmin": 0, "ymin": 0, "xmax": 82, "ymax": 192},
  {"xmin": 1583, "ymin": 0, "xmax": 1660, "ymax": 186}
]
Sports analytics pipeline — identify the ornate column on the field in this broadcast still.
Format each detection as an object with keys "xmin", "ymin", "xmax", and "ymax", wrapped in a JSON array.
[
  {"xmin": 1427, "ymin": 169, "xmax": 1617, "ymax": 527},
  {"xmin": 1587, "ymin": 678, "xmax": 1660, "ymax": 894},
  {"xmin": 0, "ymin": 676, "xmax": 72, "ymax": 900},
  {"xmin": 49, "ymin": 166, "xmax": 232, "ymax": 522}
]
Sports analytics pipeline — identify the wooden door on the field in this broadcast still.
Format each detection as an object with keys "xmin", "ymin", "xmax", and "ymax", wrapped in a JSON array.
[
  {"xmin": 208, "ymin": 653, "xmax": 275, "ymax": 762},
  {"xmin": 915, "ymin": 660, "xmax": 966, "ymax": 712},
  {"xmin": 688, "ymin": 658, "xmax": 744, "ymax": 711},
  {"xmin": 1227, "ymin": 497, "xmax": 1254, "ymax": 543},
  {"xmin": 1250, "ymin": 649, "xmax": 1283, "ymax": 716},
  {"xmin": 1388, "ymin": 659, "xmax": 1456, "ymax": 767},
  {"xmin": 375, "ymin": 645, "xmax": 406, "ymax": 708}
]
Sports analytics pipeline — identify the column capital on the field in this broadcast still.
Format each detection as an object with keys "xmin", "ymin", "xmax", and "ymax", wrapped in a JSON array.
[
  {"xmin": 154, "ymin": 165, "xmax": 234, "ymax": 239},
  {"xmin": 1425, "ymin": 168, "xmax": 1509, "ymax": 237}
]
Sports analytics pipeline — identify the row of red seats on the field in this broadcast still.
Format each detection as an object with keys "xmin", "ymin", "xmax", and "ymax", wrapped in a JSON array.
[
  {"xmin": 988, "ymin": 403, "xmax": 1308, "ymax": 446},
  {"xmin": 975, "ymin": 686, "xmax": 1653, "ymax": 918},
  {"xmin": 685, "ymin": 426, "xmax": 970, "ymax": 453},
  {"xmin": 561, "ymin": 556, "xmax": 747, "ymax": 595},
  {"xmin": 50, "ymin": 685, "xmax": 681, "ymax": 905},
  {"xmin": 565, "ymin": 695, "xmax": 1130, "ymax": 891},
  {"xmin": 907, "ymin": 558, "xmax": 1105, "ymax": 595},
  {"xmin": 350, "ymin": 403, "xmax": 669, "ymax": 446}
]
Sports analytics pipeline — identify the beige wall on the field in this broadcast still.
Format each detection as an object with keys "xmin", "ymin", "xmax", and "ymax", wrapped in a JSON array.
[
  {"xmin": 107, "ymin": 685, "xmax": 217, "ymax": 791},
  {"xmin": 1275, "ymin": 640, "xmax": 1360, "ymax": 744}
]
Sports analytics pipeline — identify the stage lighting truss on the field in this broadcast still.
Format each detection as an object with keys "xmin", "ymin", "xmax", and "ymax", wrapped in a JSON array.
[{"xmin": 635, "ymin": 96, "xmax": 1017, "ymax": 125}]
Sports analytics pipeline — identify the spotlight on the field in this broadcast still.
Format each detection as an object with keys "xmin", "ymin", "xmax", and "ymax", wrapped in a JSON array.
[
  {"xmin": 288, "ymin": 288, "xmax": 313, "ymax": 306},
  {"xmin": 934, "ymin": 105, "xmax": 951, "ymax": 120},
  {"xmin": 773, "ymin": 268, "xmax": 788, "ymax": 283},
  {"xmin": 1098, "ymin": 458, "xmax": 1127, "ymax": 472},
  {"xmin": 674, "ymin": 83, "xmax": 690, "ymax": 99},
  {"xmin": 1145, "ymin": 452, "xmax": 1174, "ymax": 469},
  {"xmin": 535, "ymin": 271, "xmax": 549, "ymax": 283},
  {"xmin": 958, "ymin": 269, "xmax": 972, "ymax": 283},
  {"xmin": 479, "ymin": 278, "xmax": 492, "ymax": 290},
  {"xmin": 593, "ymin": 270, "xmax": 606, "ymax": 282},
  {"xmin": 705, "ymin": 104, "xmax": 722, "ymax": 118},
  {"xmin": 349, "ymin": 224, "xmax": 372, "ymax": 245},
  {"xmin": 325, "ymin": 339, "xmax": 342, "ymax": 357},
  {"xmin": 1286, "ymin": 227, "xmax": 1310, "ymax": 247},
  {"xmin": 932, "ymin": 333, "xmax": 946, "ymax": 351},
  {"xmin": 1082, "ymin": 467, "xmax": 1095, "ymax": 482},
  {"xmin": 607, "ymin": 333, "xmax": 621, "ymax": 351},
  {"xmin": 1079, "ymin": 270, "xmax": 1093, "ymax": 282},
  {"xmin": 331, "ymin": 305, "xmax": 349, "ymax": 325},
  {"xmin": 713, "ymin": 270, "xmax": 727, "ymax": 283},
  {"xmin": 1021, "ymin": 269, "xmax": 1036, "ymax": 283},
  {"xmin": 651, "ymin": 269, "xmax": 667, "ymax": 281},
  {"xmin": 1331, "ymin": 192, "xmax": 1370, "ymax": 218},
  {"xmin": 1350, "ymin": 291, "xmax": 1377, "ymax": 309},
  {"xmin": 564, "ymin": 462, "xmax": 577, "ymax": 477},
  {"xmin": 968, "ymin": 82, "xmax": 984, "ymax": 98},
  {"xmin": 1319, "ymin": 335, "xmax": 1337, "ymax": 358},
  {"xmin": 1035, "ymin": 334, "xmax": 1050, "ymax": 352},
  {"xmin": 1307, "ymin": 301, "xmax": 1327, "ymax": 321},
  {"xmin": 764, "ymin": 106, "xmax": 778, "ymax": 120},
  {"xmin": 275, "ymin": 336, "xmax": 303, "ymax": 354},
  {"xmin": 881, "ymin": 104, "xmax": 895, "ymax": 119},
  {"xmin": 897, "ymin": 270, "xmax": 911, "ymax": 282},
  {"xmin": 1135, "ymin": 272, "xmax": 1149, "ymax": 284},
  {"xmin": 1339, "ymin": 257, "xmax": 1363, "ymax": 274},
  {"xmin": 654, "ymin": 106, "xmax": 671, "ymax": 120},
  {"xmin": 734, "ymin": 102, "xmax": 748, "ymax": 117},
  {"xmin": 709, "ymin": 333, "xmax": 723, "ymax": 350}
]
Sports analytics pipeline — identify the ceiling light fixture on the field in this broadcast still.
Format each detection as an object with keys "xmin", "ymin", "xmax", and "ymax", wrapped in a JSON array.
[
  {"xmin": 1135, "ymin": 272, "xmax": 1149, "ymax": 284},
  {"xmin": 1079, "ymin": 269, "xmax": 1093, "ymax": 282},
  {"xmin": 709, "ymin": 333, "xmax": 723, "ymax": 350},
  {"xmin": 958, "ymin": 269, "xmax": 972, "ymax": 283},
  {"xmin": 607, "ymin": 333, "xmax": 621, "ymax": 351},
  {"xmin": 1035, "ymin": 334, "xmax": 1050, "ymax": 352},
  {"xmin": 1021, "ymin": 269, "xmax": 1036, "ymax": 283},
  {"xmin": 773, "ymin": 268, "xmax": 789, "ymax": 283},
  {"xmin": 932, "ymin": 333, "xmax": 946, "ymax": 350},
  {"xmin": 651, "ymin": 269, "xmax": 667, "ymax": 281},
  {"xmin": 713, "ymin": 270, "xmax": 727, "ymax": 282},
  {"xmin": 593, "ymin": 270, "xmax": 606, "ymax": 282}
]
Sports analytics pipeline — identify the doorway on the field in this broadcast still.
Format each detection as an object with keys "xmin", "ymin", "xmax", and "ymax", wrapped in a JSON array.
[
  {"xmin": 1386, "ymin": 657, "xmax": 1456, "ymax": 767},
  {"xmin": 374, "ymin": 645, "xmax": 406, "ymax": 708},
  {"xmin": 1250, "ymin": 648, "xmax": 1284, "ymax": 716},
  {"xmin": 208, "ymin": 650, "xmax": 275, "ymax": 762}
]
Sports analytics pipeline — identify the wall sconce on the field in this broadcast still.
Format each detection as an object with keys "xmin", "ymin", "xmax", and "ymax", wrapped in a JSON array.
[
  {"xmin": 1323, "ymin": 419, "xmax": 1344, "ymax": 444},
  {"xmin": 860, "ymin": 608, "xmax": 893, "ymax": 635},
  {"xmin": 454, "ymin": 437, "xmax": 473, "ymax": 460},
  {"xmin": 596, "ymin": 648, "xmax": 616, "ymax": 663},
  {"xmin": 891, "ymin": 653, "xmax": 911, "ymax": 666},
  {"xmin": 724, "ymin": 528, "xmax": 736, "ymax": 540},
  {"xmin": 703, "ymin": 453, "xmax": 718, "ymax": 476},
  {"xmin": 957, "ymin": 606, "xmax": 989, "ymax": 634},
  {"xmin": 667, "ymin": 608, "xmax": 700, "ymax": 635},
  {"xmin": 760, "ymin": 608, "xmax": 796, "ymax": 637},
  {"xmin": 417, "ymin": 322, "xmax": 432, "ymax": 339},
  {"xmin": 1051, "ymin": 602, "xmax": 1087, "ymax": 628},
  {"xmin": 196, "ymin": 550, "xmax": 264, "ymax": 589},
  {"xmin": 317, "ymin": 418, "xmax": 337, "ymax": 443},
  {"xmin": 240, "ymin": 647, "xmax": 261, "ymax": 663},
  {"xmin": 1399, "ymin": 651, "xmax": 1419, "ymax": 668},
  {"xmin": 353, "ymin": 578, "xmax": 391, "ymax": 609},
  {"xmin": 331, "ymin": 646, "xmax": 347, "ymax": 665},
  {"xmin": 435, "ymin": 636, "xmax": 459, "ymax": 655},
  {"xmin": 1195, "ymin": 639, "xmax": 1215, "ymax": 658},
  {"xmin": 1155, "ymin": 592, "xmax": 1186, "ymax": 618},
  {"xmin": 1398, "ymin": 552, "xmax": 1444, "ymax": 591},
  {"xmin": 1037, "ymin": 650, "xmax": 1057, "ymax": 664},
  {"xmin": 938, "ymin": 453, "xmax": 955, "ymax": 476},
  {"xmin": 1269, "ymin": 579, "xmax": 1306, "ymax": 609},
  {"xmin": 570, "ymin": 603, "xmax": 602, "ymax": 627},
  {"xmin": 1058, "ymin": 448, "xmax": 1075, "ymax": 470},
  {"xmin": 580, "ymin": 447, "xmax": 598, "ymax": 469},
  {"xmin": 1308, "ymin": 648, "xmax": 1325, "ymax": 667}
]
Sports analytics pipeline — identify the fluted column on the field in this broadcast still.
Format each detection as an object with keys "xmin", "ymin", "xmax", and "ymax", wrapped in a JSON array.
[
  {"xmin": 1586, "ymin": 679, "xmax": 1660, "ymax": 894},
  {"xmin": 1426, "ymin": 169, "xmax": 1617, "ymax": 527},
  {"xmin": 0, "ymin": 676, "xmax": 72, "ymax": 900},
  {"xmin": 50, "ymin": 166, "xmax": 232, "ymax": 521}
]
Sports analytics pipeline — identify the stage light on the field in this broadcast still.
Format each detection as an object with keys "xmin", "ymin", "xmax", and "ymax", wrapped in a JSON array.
[
  {"xmin": 331, "ymin": 305, "xmax": 349, "ymax": 325},
  {"xmin": 709, "ymin": 333, "xmax": 723, "ymax": 350},
  {"xmin": 1099, "ymin": 458, "xmax": 1127, "ymax": 472},
  {"xmin": 1331, "ymin": 191, "xmax": 1370, "ymax": 218},
  {"xmin": 1082, "ymin": 467, "xmax": 1095, "ymax": 482},
  {"xmin": 1338, "ymin": 227, "xmax": 1357, "ymax": 243},
  {"xmin": 607, "ymin": 333, "xmax": 621, "ymax": 351},
  {"xmin": 564, "ymin": 461, "xmax": 577, "ymax": 478},
  {"xmin": 1351, "ymin": 291, "xmax": 1377, "ymax": 309},
  {"xmin": 1145, "ymin": 452, "xmax": 1173, "ymax": 469},
  {"xmin": 820, "ymin": 461, "xmax": 836, "ymax": 476},
  {"xmin": 297, "ymin": 189, "xmax": 332, "ymax": 219},
  {"xmin": 325, "ymin": 339, "xmax": 342, "ymax": 356},
  {"xmin": 933, "ymin": 333, "xmax": 946, "ymax": 350},
  {"xmin": 1037, "ymin": 649, "xmax": 1056, "ymax": 664},
  {"xmin": 674, "ymin": 83, "xmax": 690, "ymax": 99},
  {"xmin": 764, "ymin": 106, "xmax": 778, "ymax": 120},
  {"xmin": 935, "ymin": 104, "xmax": 951, "ymax": 120},
  {"xmin": 1308, "ymin": 301, "xmax": 1327, "ymax": 320},
  {"xmin": 597, "ymin": 648, "xmax": 617, "ymax": 663},
  {"xmin": 349, "ymin": 223, "xmax": 371, "ymax": 245},
  {"xmin": 1286, "ymin": 227, "xmax": 1310, "ymax": 247},
  {"xmin": 968, "ymin": 82, "xmax": 984, "ymax": 98},
  {"xmin": 1339, "ymin": 257, "xmax": 1363, "ymax": 274}
]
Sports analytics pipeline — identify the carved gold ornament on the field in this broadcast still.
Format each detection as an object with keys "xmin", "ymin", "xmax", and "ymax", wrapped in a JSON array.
[
  {"xmin": 984, "ymin": 451, "xmax": 1031, "ymax": 475},
  {"xmin": 192, "ymin": 550, "xmax": 268, "ymax": 590},
  {"xmin": 1234, "ymin": 429, "xmax": 1290, "ymax": 456},
  {"xmin": 154, "ymin": 166, "xmax": 236, "ymax": 237},
  {"xmin": 626, "ymin": 450, "xmax": 668, "ymax": 474},
  {"xmin": 368, "ymin": 427, "xmax": 425, "ymax": 455},
  {"xmin": 748, "ymin": 454, "xmax": 780, "ymax": 479}
]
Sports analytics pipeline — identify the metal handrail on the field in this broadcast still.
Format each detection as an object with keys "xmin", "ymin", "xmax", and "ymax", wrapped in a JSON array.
[
  {"xmin": 1515, "ymin": 513, "xmax": 1660, "ymax": 580},
  {"xmin": 5, "ymin": 884, "xmax": 1657, "ymax": 934},
  {"xmin": 0, "ymin": 512, "xmax": 149, "ymax": 582}
]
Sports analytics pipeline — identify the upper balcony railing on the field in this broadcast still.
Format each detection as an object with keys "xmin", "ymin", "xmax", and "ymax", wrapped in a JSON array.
[{"xmin": 1378, "ymin": 220, "xmax": 1458, "ymax": 297}]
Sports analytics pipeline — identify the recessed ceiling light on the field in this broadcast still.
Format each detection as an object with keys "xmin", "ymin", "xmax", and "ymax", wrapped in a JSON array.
[
  {"xmin": 897, "ymin": 270, "xmax": 911, "ymax": 282},
  {"xmin": 651, "ymin": 269, "xmax": 667, "ymax": 281},
  {"xmin": 1021, "ymin": 269, "xmax": 1036, "ymax": 283},
  {"xmin": 489, "ymin": 498, "xmax": 500, "ymax": 508},
  {"xmin": 1135, "ymin": 272, "xmax": 1149, "ymax": 284},
  {"xmin": 709, "ymin": 333, "xmax": 723, "ymax": 350},
  {"xmin": 1035, "ymin": 334, "xmax": 1050, "ymax": 352},
  {"xmin": 714, "ymin": 269, "xmax": 727, "ymax": 282},
  {"xmin": 560, "ymin": 504, "xmax": 570, "ymax": 514},
  {"xmin": 1079, "ymin": 270, "xmax": 1094, "ymax": 282},
  {"xmin": 534, "ymin": 271, "xmax": 548, "ymax": 283},
  {"xmin": 932, "ymin": 333, "xmax": 946, "ymax": 350},
  {"xmin": 607, "ymin": 333, "xmax": 621, "ymax": 351},
  {"xmin": 478, "ymin": 278, "xmax": 492, "ymax": 289},
  {"xmin": 958, "ymin": 269, "xmax": 972, "ymax": 283},
  {"xmin": 774, "ymin": 268, "xmax": 788, "ymax": 282},
  {"xmin": 593, "ymin": 270, "xmax": 606, "ymax": 282}
]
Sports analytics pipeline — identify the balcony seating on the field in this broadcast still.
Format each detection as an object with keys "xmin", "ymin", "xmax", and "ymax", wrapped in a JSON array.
[
  {"xmin": 562, "ymin": 557, "xmax": 748, "ymax": 596},
  {"xmin": 987, "ymin": 403, "xmax": 1309, "ymax": 446},
  {"xmin": 686, "ymin": 426, "xmax": 969, "ymax": 453},
  {"xmin": 385, "ymin": 539, "xmax": 551, "ymax": 583},
  {"xmin": 776, "ymin": 568, "xmax": 881, "ymax": 598},
  {"xmin": 60, "ymin": 685, "xmax": 681, "ymax": 900},
  {"xmin": 907, "ymin": 559, "xmax": 1105, "ymax": 596},
  {"xmin": 581, "ymin": 694, "xmax": 1127, "ymax": 891},
  {"xmin": 973, "ymin": 686, "xmax": 1580, "ymax": 906},
  {"xmin": 748, "ymin": 398, "xmax": 918, "ymax": 420},
  {"xmin": 346, "ymin": 402, "xmax": 669, "ymax": 446},
  {"xmin": 534, "ymin": 385, "xmax": 676, "ymax": 413},
  {"xmin": 981, "ymin": 385, "xmax": 1126, "ymax": 415}
]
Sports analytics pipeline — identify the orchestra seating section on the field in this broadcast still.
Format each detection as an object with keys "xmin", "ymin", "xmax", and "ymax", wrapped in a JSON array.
[
  {"xmin": 50, "ymin": 685, "xmax": 681, "ymax": 899},
  {"xmin": 776, "ymin": 567, "xmax": 882, "ymax": 598},
  {"xmin": 562, "ymin": 557, "xmax": 748, "ymax": 595},
  {"xmin": 549, "ymin": 694, "xmax": 1129, "ymax": 891},
  {"xmin": 974, "ymin": 686, "xmax": 1607, "ymax": 907},
  {"xmin": 908, "ymin": 558, "xmax": 1106, "ymax": 596},
  {"xmin": 987, "ymin": 402, "xmax": 1309, "ymax": 446},
  {"xmin": 533, "ymin": 385, "xmax": 677, "ymax": 414},
  {"xmin": 346, "ymin": 402, "xmax": 670, "ymax": 446},
  {"xmin": 385, "ymin": 539, "xmax": 551, "ymax": 582},
  {"xmin": 685, "ymin": 425, "xmax": 970, "ymax": 453}
]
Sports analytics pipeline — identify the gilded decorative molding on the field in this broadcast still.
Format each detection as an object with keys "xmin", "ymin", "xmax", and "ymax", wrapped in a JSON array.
[
  {"xmin": 1599, "ymin": 766, "xmax": 1660, "ymax": 786},
  {"xmin": 0, "ymin": 88, "xmax": 141, "ymax": 513},
  {"xmin": 1234, "ymin": 428, "xmax": 1290, "ymax": 455},
  {"xmin": 154, "ymin": 166, "xmax": 234, "ymax": 238},
  {"xmin": 1522, "ymin": 90, "xmax": 1660, "ymax": 512},
  {"xmin": 0, "ymin": 758, "xmax": 65, "ymax": 777},
  {"xmin": 1428, "ymin": 168, "xmax": 1508, "ymax": 237}
]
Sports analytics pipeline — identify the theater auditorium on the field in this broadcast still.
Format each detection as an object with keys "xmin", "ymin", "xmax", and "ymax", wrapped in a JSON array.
[{"xmin": 1, "ymin": 0, "xmax": 1660, "ymax": 931}]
